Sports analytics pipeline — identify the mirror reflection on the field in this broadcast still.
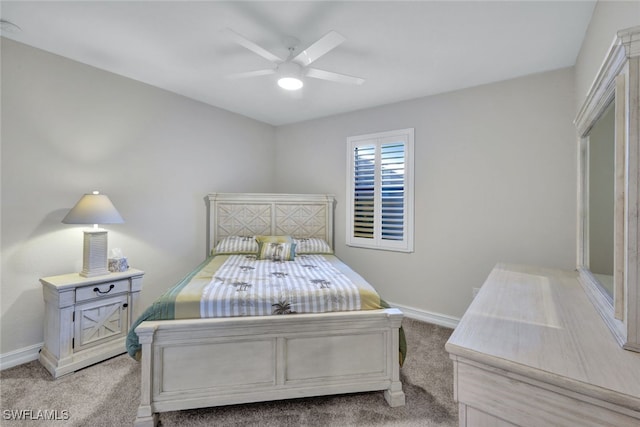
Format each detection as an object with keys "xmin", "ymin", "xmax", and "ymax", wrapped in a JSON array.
[{"xmin": 588, "ymin": 102, "xmax": 615, "ymax": 296}]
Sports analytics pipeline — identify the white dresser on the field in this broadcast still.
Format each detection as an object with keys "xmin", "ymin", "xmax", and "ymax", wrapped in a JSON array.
[
  {"xmin": 446, "ymin": 263, "xmax": 640, "ymax": 427},
  {"xmin": 40, "ymin": 268, "xmax": 144, "ymax": 378}
]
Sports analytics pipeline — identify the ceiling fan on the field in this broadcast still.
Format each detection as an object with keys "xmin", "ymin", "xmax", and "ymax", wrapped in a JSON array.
[{"xmin": 225, "ymin": 29, "xmax": 365, "ymax": 91}]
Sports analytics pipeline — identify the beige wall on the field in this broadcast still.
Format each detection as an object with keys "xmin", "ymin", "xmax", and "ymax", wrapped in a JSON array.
[
  {"xmin": 275, "ymin": 68, "xmax": 577, "ymax": 319},
  {"xmin": 0, "ymin": 39, "xmax": 276, "ymax": 354}
]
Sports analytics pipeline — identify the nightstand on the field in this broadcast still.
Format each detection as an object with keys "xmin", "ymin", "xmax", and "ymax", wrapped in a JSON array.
[{"xmin": 39, "ymin": 268, "xmax": 144, "ymax": 378}]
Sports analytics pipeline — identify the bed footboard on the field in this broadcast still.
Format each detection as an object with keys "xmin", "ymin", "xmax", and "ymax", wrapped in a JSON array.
[{"xmin": 134, "ymin": 308, "xmax": 404, "ymax": 426}]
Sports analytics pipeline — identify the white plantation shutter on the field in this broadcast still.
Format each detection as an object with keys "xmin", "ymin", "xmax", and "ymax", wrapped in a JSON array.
[
  {"xmin": 353, "ymin": 145, "xmax": 376, "ymax": 239},
  {"xmin": 347, "ymin": 129, "xmax": 414, "ymax": 252},
  {"xmin": 381, "ymin": 142, "xmax": 405, "ymax": 241}
]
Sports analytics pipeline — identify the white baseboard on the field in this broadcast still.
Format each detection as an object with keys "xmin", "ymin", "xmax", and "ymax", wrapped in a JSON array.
[
  {"xmin": 0, "ymin": 342, "xmax": 42, "ymax": 371},
  {"xmin": 388, "ymin": 301, "xmax": 460, "ymax": 329}
]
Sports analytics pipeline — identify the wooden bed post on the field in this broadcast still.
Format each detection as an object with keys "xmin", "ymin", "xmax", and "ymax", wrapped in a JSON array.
[
  {"xmin": 134, "ymin": 325, "xmax": 158, "ymax": 427},
  {"xmin": 384, "ymin": 309, "xmax": 406, "ymax": 407}
]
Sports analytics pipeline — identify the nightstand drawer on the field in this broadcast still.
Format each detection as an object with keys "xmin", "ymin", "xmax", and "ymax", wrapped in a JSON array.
[{"xmin": 76, "ymin": 279, "xmax": 129, "ymax": 302}]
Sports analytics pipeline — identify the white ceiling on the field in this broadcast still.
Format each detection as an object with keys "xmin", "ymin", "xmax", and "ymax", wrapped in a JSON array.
[{"xmin": 1, "ymin": 1, "xmax": 596, "ymax": 126}]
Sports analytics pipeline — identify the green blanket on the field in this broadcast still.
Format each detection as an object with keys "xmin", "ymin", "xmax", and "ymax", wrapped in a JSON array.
[{"xmin": 126, "ymin": 256, "xmax": 213, "ymax": 359}]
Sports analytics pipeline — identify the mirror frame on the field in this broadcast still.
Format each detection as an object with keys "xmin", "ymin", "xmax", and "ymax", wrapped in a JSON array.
[{"xmin": 575, "ymin": 26, "xmax": 640, "ymax": 352}]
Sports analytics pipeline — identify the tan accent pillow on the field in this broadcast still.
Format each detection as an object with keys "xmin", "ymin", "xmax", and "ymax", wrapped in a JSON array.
[{"xmin": 256, "ymin": 241, "xmax": 296, "ymax": 261}]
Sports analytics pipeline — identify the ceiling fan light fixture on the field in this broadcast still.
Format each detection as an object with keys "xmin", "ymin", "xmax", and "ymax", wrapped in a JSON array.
[
  {"xmin": 278, "ymin": 76, "xmax": 304, "ymax": 90},
  {"xmin": 277, "ymin": 62, "xmax": 304, "ymax": 91}
]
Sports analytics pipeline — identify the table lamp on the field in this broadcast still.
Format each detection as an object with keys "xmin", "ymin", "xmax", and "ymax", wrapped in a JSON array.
[{"xmin": 62, "ymin": 191, "xmax": 124, "ymax": 277}]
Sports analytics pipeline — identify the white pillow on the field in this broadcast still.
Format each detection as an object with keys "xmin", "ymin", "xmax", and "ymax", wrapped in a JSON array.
[
  {"xmin": 293, "ymin": 238, "xmax": 333, "ymax": 254},
  {"xmin": 214, "ymin": 236, "xmax": 258, "ymax": 254}
]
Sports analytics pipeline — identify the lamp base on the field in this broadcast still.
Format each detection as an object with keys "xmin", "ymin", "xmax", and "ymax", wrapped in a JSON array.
[{"xmin": 80, "ymin": 229, "xmax": 109, "ymax": 277}]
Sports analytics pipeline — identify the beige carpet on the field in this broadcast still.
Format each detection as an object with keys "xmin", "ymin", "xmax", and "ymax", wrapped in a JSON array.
[{"xmin": 0, "ymin": 318, "xmax": 457, "ymax": 426}]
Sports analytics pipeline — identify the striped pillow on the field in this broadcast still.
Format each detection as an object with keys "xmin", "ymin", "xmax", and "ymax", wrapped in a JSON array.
[
  {"xmin": 293, "ymin": 238, "xmax": 333, "ymax": 254},
  {"xmin": 214, "ymin": 236, "xmax": 258, "ymax": 254}
]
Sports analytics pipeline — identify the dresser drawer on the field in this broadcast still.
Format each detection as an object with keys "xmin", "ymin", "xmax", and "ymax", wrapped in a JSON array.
[
  {"xmin": 455, "ymin": 360, "xmax": 640, "ymax": 427},
  {"xmin": 76, "ymin": 279, "xmax": 129, "ymax": 302}
]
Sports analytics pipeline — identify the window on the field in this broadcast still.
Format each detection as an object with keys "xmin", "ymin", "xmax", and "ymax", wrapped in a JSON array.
[{"xmin": 346, "ymin": 128, "xmax": 414, "ymax": 252}]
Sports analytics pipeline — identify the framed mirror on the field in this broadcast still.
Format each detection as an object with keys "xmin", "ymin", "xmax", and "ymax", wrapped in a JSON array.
[
  {"xmin": 586, "ymin": 102, "xmax": 615, "ymax": 298},
  {"xmin": 575, "ymin": 26, "xmax": 639, "ymax": 352}
]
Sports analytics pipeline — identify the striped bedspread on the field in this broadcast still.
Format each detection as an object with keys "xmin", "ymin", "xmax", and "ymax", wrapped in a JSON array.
[
  {"xmin": 202, "ymin": 254, "xmax": 379, "ymax": 317},
  {"xmin": 126, "ymin": 253, "xmax": 389, "ymax": 360}
]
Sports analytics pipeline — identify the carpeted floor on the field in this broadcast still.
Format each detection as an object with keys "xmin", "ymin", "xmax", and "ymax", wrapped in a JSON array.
[{"xmin": 0, "ymin": 318, "xmax": 457, "ymax": 426}]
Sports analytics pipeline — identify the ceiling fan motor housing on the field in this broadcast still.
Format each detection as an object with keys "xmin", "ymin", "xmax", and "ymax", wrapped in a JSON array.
[{"xmin": 278, "ymin": 61, "xmax": 303, "ymax": 79}]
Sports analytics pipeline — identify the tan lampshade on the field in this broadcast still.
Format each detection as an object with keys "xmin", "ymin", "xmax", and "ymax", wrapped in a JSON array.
[
  {"xmin": 62, "ymin": 192, "xmax": 124, "ymax": 225},
  {"xmin": 63, "ymin": 191, "xmax": 123, "ymax": 277}
]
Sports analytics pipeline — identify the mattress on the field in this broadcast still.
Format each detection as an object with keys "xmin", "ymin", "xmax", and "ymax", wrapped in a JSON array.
[{"xmin": 126, "ymin": 253, "xmax": 405, "ymax": 363}]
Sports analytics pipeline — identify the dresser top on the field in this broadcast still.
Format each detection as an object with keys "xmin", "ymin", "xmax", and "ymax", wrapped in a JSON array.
[
  {"xmin": 40, "ymin": 268, "xmax": 144, "ymax": 289},
  {"xmin": 446, "ymin": 263, "xmax": 640, "ymax": 409}
]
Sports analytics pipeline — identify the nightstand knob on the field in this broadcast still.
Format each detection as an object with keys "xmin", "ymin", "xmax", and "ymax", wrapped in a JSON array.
[
  {"xmin": 122, "ymin": 303, "xmax": 129, "ymax": 309},
  {"xmin": 94, "ymin": 284, "xmax": 115, "ymax": 294}
]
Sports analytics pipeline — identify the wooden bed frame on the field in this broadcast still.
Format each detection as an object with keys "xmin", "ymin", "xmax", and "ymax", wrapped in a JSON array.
[{"xmin": 134, "ymin": 193, "xmax": 405, "ymax": 426}]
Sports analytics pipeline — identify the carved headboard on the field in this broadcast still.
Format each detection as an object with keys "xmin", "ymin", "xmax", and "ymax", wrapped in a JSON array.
[{"xmin": 205, "ymin": 193, "xmax": 336, "ymax": 256}]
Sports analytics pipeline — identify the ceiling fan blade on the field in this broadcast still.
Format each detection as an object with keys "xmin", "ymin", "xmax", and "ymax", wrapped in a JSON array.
[
  {"xmin": 293, "ymin": 30, "xmax": 346, "ymax": 67},
  {"xmin": 225, "ymin": 28, "xmax": 283, "ymax": 63},
  {"xmin": 305, "ymin": 68, "xmax": 365, "ymax": 85},
  {"xmin": 226, "ymin": 69, "xmax": 276, "ymax": 80}
]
